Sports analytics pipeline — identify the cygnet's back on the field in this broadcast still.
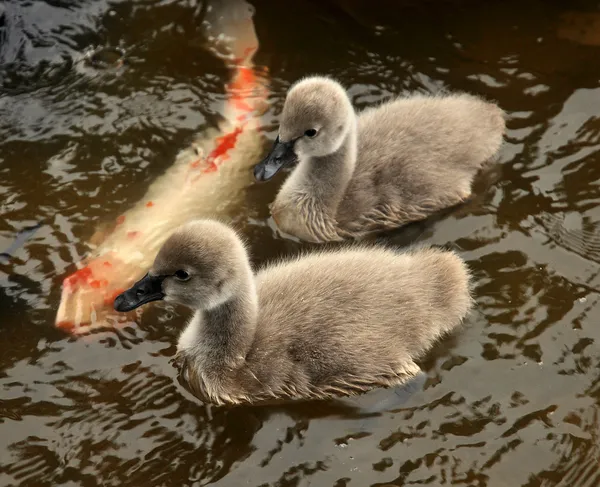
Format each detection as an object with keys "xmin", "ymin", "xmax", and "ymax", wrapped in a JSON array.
[
  {"xmin": 246, "ymin": 246, "xmax": 472, "ymax": 399},
  {"xmin": 339, "ymin": 93, "xmax": 505, "ymax": 233}
]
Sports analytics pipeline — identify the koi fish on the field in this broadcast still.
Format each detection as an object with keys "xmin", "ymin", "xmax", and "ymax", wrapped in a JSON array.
[{"xmin": 55, "ymin": 0, "xmax": 268, "ymax": 333}]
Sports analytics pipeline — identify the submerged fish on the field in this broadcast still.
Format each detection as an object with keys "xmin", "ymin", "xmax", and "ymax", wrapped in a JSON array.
[{"xmin": 55, "ymin": 0, "xmax": 268, "ymax": 333}]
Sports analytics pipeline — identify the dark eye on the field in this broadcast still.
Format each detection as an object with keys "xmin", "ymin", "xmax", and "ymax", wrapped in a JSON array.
[
  {"xmin": 304, "ymin": 129, "xmax": 318, "ymax": 138},
  {"xmin": 174, "ymin": 270, "xmax": 190, "ymax": 281}
]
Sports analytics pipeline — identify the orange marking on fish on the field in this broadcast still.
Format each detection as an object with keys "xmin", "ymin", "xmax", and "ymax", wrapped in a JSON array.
[
  {"xmin": 127, "ymin": 231, "xmax": 140, "ymax": 239},
  {"xmin": 236, "ymin": 66, "xmax": 255, "ymax": 85},
  {"xmin": 57, "ymin": 320, "xmax": 75, "ymax": 330},
  {"xmin": 103, "ymin": 261, "xmax": 112, "ymax": 267},
  {"xmin": 231, "ymin": 98, "xmax": 254, "ymax": 113},
  {"xmin": 116, "ymin": 215, "xmax": 125, "ymax": 225},
  {"xmin": 205, "ymin": 126, "xmax": 243, "ymax": 169},
  {"xmin": 64, "ymin": 266, "xmax": 93, "ymax": 288},
  {"xmin": 204, "ymin": 163, "xmax": 218, "ymax": 173},
  {"xmin": 228, "ymin": 66, "xmax": 257, "ymax": 93},
  {"xmin": 146, "ymin": 201, "xmax": 154, "ymax": 208},
  {"xmin": 190, "ymin": 159, "xmax": 202, "ymax": 169},
  {"xmin": 90, "ymin": 280, "xmax": 102, "ymax": 289},
  {"xmin": 87, "ymin": 280, "xmax": 97, "ymax": 289}
]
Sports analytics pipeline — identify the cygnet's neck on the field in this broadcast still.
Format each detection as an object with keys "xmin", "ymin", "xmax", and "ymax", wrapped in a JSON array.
[
  {"xmin": 178, "ymin": 266, "xmax": 258, "ymax": 370},
  {"xmin": 290, "ymin": 116, "xmax": 358, "ymax": 214}
]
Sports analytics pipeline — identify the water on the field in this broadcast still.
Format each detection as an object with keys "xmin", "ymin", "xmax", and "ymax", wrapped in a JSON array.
[{"xmin": 2, "ymin": 0, "xmax": 600, "ymax": 485}]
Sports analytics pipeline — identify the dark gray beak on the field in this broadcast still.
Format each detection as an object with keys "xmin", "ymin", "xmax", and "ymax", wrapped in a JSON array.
[
  {"xmin": 114, "ymin": 273, "xmax": 165, "ymax": 312},
  {"xmin": 254, "ymin": 137, "xmax": 298, "ymax": 182}
]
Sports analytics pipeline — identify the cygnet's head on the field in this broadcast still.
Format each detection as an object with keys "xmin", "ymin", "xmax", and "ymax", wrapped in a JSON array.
[
  {"xmin": 254, "ymin": 76, "xmax": 354, "ymax": 181},
  {"xmin": 114, "ymin": 220, "xmax": 249, "ymax": 312}
]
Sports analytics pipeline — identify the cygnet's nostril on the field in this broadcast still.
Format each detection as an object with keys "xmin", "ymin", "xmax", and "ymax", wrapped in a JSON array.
[{"xmin": 136, "ymin": 287, "xmax": 146, "ymax": 297}]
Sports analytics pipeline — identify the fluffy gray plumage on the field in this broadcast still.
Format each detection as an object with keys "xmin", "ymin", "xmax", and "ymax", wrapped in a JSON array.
[
  {"xmin": 268, "ymin": 76, "xmax": 506, "ymax": 242},
  {"xmin": 147, "ymin": 220, "xmax": 473, "ymax": 405}
]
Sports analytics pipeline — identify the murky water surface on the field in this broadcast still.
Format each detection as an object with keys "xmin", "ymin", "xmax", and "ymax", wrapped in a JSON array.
[{"xmin": 3, "ymin": 0, "xmax": 600, "ymax": 485}]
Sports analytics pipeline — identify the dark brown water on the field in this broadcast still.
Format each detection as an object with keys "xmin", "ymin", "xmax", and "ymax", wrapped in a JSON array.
[{"xmin": 3, "ymin": 0, "xmax": 600, "ymax": 485}]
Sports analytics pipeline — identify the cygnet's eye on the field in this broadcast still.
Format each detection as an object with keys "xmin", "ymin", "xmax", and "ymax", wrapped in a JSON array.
[
  {"xmin": 174, "ymin": 270, "xmax": 190, "ymax": 281},
  {"xmin": 304, "ymin": 129, "xmax": 318, "ymax": 138}
]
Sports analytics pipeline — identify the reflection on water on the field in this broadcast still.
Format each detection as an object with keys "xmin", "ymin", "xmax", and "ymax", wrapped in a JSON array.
[{"xmin": 2, "ymin": 0, "xmax": 600, "ymax": 485}]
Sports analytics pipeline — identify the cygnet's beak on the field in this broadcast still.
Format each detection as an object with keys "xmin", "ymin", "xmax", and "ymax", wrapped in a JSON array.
[
  {"xmin": 114, "ymin": 273, "xmax": 165, "ymax": 312},
  {"xmin": 253, "ymin": 137, "xmax": 298, "ymax": 181}
]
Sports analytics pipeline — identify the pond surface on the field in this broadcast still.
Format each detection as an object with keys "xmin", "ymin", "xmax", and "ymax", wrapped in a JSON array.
[{"xmin": 3, "ymin": 0, "xmax": 600, "ymax": 485}]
